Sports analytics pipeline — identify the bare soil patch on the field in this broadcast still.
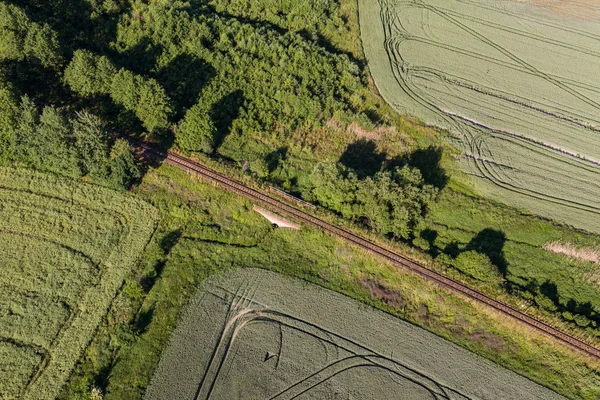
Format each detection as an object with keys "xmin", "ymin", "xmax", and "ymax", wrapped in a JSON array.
[{"xmin": 359, "ymin": 278, "xmax": 406, "ymax": 309}]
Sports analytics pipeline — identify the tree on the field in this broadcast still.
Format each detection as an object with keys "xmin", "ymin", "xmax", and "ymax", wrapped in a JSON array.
[
  {"xmin": 301, "ymin": 163, "xmax": 436, "ymax": 239},
  {"xmin": 23, "ymin": 23, "xmax": 63, "ymax": 68},
  {"xmin": 0, "ymin": 4, "xmax": 62, "ymax": 68},
  {"xmin": 14, "ymin": 96, "xmax": 40, "ymax": 161},
  {"xmin": 108, "ymin": 138, "xmax": 141, "ymax": 188},
  {"xmin": 352, "ymin": 167, "xmax": 437, "ymax": 240},
  {"xmin": 32, "ymin": 106, "xmax": 77, "ymax": 174},
  {"xmin": 136, "ymin": 77, "xmax": 172, "ymax": 133},
  {"xmin": 176, "ymin": 103, "xmax": 216, "ymax": 153},
  {"xmin": 452, "ymin": 251, "xmax": 503, "ymax": 284},
  {"xmin": 301, "ymin": 162, "xmax": 358, "ymax": 218},
  {"xmin": 64, "ymin": 50, "xmax": 116, "ymax": 96},
  {"xmin": 0, "ymin": 84, "xmax": 19, "ymax": 155},
  {"xmin": 72, "ymin": 110, "xmax": 109, "ymax": 176}
]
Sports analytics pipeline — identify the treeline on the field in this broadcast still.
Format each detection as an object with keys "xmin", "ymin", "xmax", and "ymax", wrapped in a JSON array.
[
  {"xmin": 65, "ymin": 50, "xmax": 172, "ymax": 135},
  {"xmin": 0, "ymin": 93, "xmax": 140, "ymax": 189},
  {"xmin": 0, "ymin": 0, "xmax": 436, "ymax": 237}
]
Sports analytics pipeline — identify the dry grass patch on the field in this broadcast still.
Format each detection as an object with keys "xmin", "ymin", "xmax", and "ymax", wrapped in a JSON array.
[{"xmin": 543, "ymin": 241, "xmax": 600, "ymax": 264}]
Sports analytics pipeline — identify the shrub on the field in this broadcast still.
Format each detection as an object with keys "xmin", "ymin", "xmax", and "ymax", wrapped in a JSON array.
[{"xmin": 452, "ymin": 251, "xmax": 503, "ymax": 284}]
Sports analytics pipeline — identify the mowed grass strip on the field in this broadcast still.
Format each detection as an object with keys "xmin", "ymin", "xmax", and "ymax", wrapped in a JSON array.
[{"xmin": 0, "ymin": 167, "xmax": 158, "ymax": 399}]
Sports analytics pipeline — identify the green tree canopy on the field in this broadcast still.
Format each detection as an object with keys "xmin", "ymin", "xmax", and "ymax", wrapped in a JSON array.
[
  {"xmin": 64, "ymin": 49, "xmax": 117, "ymax": 96},
  {"xmin": 72, "ymin": 110, "xmax": 110, "ymax": 176},
  {"xmin": 108, "ymin": 138, "xmax": 141, "ymax": 188},
  {"xmin": 176, "ymin": 103, "xmax": 217, "ymax": 153},
  {"xmin": 0, "ymin": 3, "xmax": 62, "ymax": 68},
  {"xmin": 0, "ymin": 82, "xmax": 19, "ymax": 153},
  {"xmin": 65, "ymin": 50, "xmax": 172, "ymax": 135},
  {"xmin": 452, "ymin": 251, "xmax": 504, "ymax": 284},
  {"xmin": 302, "ymin": 162, "xmax": 437, "ymax": 239}
]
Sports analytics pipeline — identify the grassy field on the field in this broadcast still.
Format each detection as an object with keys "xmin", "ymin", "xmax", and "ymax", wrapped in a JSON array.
[
  {"xmin": 59, "ymin": 164, "xmax": 600, "ymax": 400},
  {"xmin": 0, "ymin": 167, "xmax": 157, "ymax": 399},
  {"xmin": 358, "ymin": 0, "xmax": 600, "ymax": 234},
  {"xmin": 145, "ymin": 268, "xmax": 567, "ymax": 400}
]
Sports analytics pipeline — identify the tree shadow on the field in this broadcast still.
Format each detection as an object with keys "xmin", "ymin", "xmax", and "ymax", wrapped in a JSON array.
[
  {"xmin": 388, "ymin": 146, "xmax": 448, "ymax": 189},
  {"xmin": 540, "ymin": 280, "xmax": 559, "ymax": 303},
  {"xmin": 536, "ymin": 281, "xmax": 599, "ymax": 326},
  {"xmin": 266, "ymin": 147, "xmax": 288, "ymax": 174},
  {"xmin": 156, "ymin": 53, "xmax": 216, "ymax": 117},
  {"xmin": 419, "ymin": 228, "xmax": 439, "ymax": 257},
  {"xmin": 210, "ymin": 89, "xmax": 245, "ymax": 152},
  {"xmin": 134, "ymin": 307, "xmax": 154, "ymax": 333},
  {"xmin": 443, "ymin": 241, "xmax": 461, "ymax": 259},
  {"xmin": 465, "ymin": 228, "xmax": 508, "ymax": 276},
  {"xmin": 113, "ymin": 37, "xmax": 163, "ymax": 76},
  {"xmin": 339, "ymin": 138, "xmax": 387, "ymax": 178},
  {"xmin": 159, "ymin": 229, "xmax": 183, "ymax": 253},
  {"xmin": 297, "ymin": 29, "xmax": 365, "ymax": 71},
  {"xmin": 138, "ymin": 229, "xmax": 182, "ymax": 293},
  {"xmin": 404, "ymin": 146, "xmax": 448, "ymax": 189},
  {"xmin": 338, "ymin": 140, "xmax": 448, "ymax": 190},
  {"xmin": 0, "ymin": 60, "xmax": 69, "ymax": 105}
]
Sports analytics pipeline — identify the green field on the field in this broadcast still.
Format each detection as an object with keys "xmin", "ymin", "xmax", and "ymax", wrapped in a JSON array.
[
  {"xmin": 145, "ymin": 268, "xmax": 565, "ymax": 400},
  {"xmin": 0, "ymin": 167, "xmax": 157, "ymax": 399},
  {"xmin": 359, "ymin": 0, "xmax": 600, "ymax": 233}
]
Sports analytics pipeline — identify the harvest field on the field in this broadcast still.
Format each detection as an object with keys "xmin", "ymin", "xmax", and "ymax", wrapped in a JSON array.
[
  {"xmin": 359, "ymin": 0, "xmax": 600, "ymax": 233},
  {"xmin": 145, "ymin": 268, "xmax": 565, "ymax": 400},
  {"xmin": 0, "ymin": 167, "xmax": 157, "ymax": 399}
]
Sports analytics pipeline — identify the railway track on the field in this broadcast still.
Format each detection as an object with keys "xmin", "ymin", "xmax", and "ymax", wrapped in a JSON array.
[{"xmin": 140, "ymin": 143, "xmax": 600, "ymax": 360}]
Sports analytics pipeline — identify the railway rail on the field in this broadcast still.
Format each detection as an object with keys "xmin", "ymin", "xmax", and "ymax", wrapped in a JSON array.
[{"xmin": 140, "ymin": 143, "xmax": 600, "ymax": 360}]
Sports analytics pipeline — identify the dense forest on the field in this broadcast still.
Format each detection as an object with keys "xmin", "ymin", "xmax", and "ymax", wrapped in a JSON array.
[{"xmin": 0, "ymin": 0, "xmax": 438, "ymax": 239}]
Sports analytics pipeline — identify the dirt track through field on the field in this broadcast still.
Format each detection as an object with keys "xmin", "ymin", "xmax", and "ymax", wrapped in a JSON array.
[{"xmin": 139, "ymin": 143, "xmax": 600, "ymax": 362}]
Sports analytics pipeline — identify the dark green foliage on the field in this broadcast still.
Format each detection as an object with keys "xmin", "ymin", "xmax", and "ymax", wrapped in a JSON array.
[
  {"xmin": 63, "ymin": 49, "xmax": 116, "ymax": 96},
  {"xmin": 108, "ymin": 138, "xmax": 142, "ymax": 188},
  {"xmin": 2, "ymin": 96, "xmax": 140, "ymax": 189},
  {"xmin": 176, "ymin": 102, "xmax": 217, "ymax": 153},
  {"xmin": 107, "ymin": 1, "xmax": 362, "ymax": 155},
  {"xmin": 110, "ymin": 69, "xmax": 172, "ymax": 133},
  {"xmin": 72, "ymin": 110, "xmax": 110, "ymax": 176},
  {"xmin": 0, "ymin": 82, "xmax": 18, "ymax": 153},
  {"xmin": 0, "ymin": 3, "xmax": 63, "ymax": 68},
  {"xmin": 301, "ymin": 162, "xmax": 437, "ymax": 239},
  {"xmin": 64, "ymin": 50, "xmax": 172, "ymax": 134}
]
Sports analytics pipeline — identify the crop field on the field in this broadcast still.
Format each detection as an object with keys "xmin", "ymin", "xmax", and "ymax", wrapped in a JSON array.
[
  {"xmin": 359, "ymin": 0, "xmax": 600, "ymax": 233},
  {"xmin": 145, "ymin": 268, "xmax": 565, "ymax": 400},
  {"xmin": 0, "ymin": 167, "xmax": 157, "ymax": 399}
]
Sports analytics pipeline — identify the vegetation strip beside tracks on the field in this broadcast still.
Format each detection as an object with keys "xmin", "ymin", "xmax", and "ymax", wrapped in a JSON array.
[{"xmin": 139, "ymin": 143, "xmax": 600, "ymax": 360}]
